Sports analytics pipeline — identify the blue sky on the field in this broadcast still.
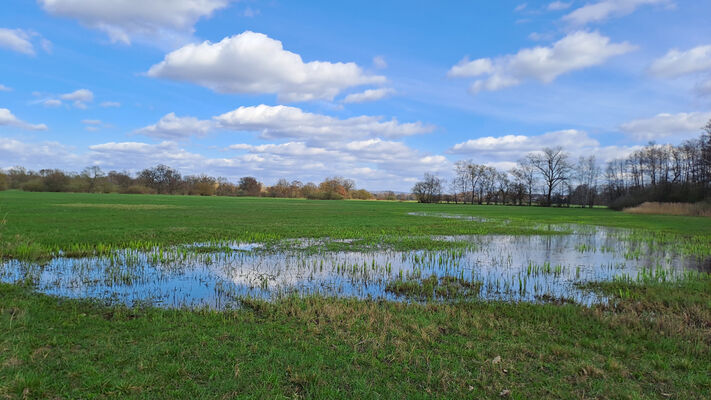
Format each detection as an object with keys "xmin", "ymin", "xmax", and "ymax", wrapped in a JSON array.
[{"xmin": 1, "ymin": 0, "xmax": 710, "ymax": 190}]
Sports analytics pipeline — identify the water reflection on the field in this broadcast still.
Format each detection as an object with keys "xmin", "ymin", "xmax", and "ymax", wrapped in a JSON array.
[{"xmin": 1, "ymin": 224, "xmax": 705, "ymax": 309}]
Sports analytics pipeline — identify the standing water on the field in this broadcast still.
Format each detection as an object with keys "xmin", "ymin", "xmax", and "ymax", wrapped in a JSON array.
[{"xmin": 1, "ymin": 221, "xmax": 707, "ymax": 309}]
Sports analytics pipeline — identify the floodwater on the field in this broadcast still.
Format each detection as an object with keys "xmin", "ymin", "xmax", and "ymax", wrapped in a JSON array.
[{"xmin": 1, "ymin": 218, "xmax": 707, "ymax": 309}]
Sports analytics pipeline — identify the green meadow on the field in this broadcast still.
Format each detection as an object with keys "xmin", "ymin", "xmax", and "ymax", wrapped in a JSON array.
[
  {"xmin": 1, "ymin": 191, "xmax": 710, "ymax": 399},
  {"xmin": 1, "ymin": 191, "xmax": 709, "ymax": 259}
]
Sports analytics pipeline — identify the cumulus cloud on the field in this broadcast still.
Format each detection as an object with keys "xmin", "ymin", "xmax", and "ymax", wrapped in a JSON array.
[
  {"xmin": 81, "ymin": 136, "xmax": 449, "ymax": 190},
  {"xmin": 342, "ymin": 88, "xmax": 395, "ymax": 104},
  {"xmin": 450, "ymin": 129, "xmax": 634, "ymax": 164},
  {"xmin": 135, "ymin": 112, "xmax": 213, "ymax": 139},
  {"xmin": 38, "ymin": 89, "xmax": 95, "ymax": 109},
  {"xmin": 60, "ymin": 88, "xmax": 94, "ymax": 107},
  {"xmin": 0, "ymin": 108, "xmax": 48, "ymax": 130},
  {"xmin": 649, "ymin": 45, "xmax": 711, "ymax": 78},
  {"xmin": 214, "ymin": 104, "xmax": 433, "ymax": 143},
  {"xmin": 0, "ymin": 84, "xmax": 11, "ymax": 92},
  {"xmin": 620, "ymin": 112, "xmax": 711, "ymax": 140},
  {"xmin": 39, "ymin": 0, "xmax": 232, "ymax": 44},
  {"xmin": 147, "ymin": 31, "xmax": 386, "ymax": 102},
  {"xmin": 563, "ymin": 0, "xmax": 672, "ymax": 26},
  {"xmin": 89, "ymin": 141, "xmax": 205, "ymax": 168},
  {"xmin": 228, "ymin": 138, "xmax": 450, "ymax": 187},
  {"xmin": 449, "ymin": 31, "xmax": 635, "ymax": 93},
  {"xmin": 0, "ymin": 138, "xmax": 79, "ymax": 169},
  {"xmin": 228, "ymin": 142, "xmax": 339, "ymax": 157},
  {"xmin": 0, "ymin": 28, "xmax": 41, "ymax": 55}
]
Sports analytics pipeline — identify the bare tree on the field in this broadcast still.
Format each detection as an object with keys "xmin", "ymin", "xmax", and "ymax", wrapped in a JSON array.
[
  {"xmin": 575, "ymin": 156, "xmax": 600, "ymax": 208},
  {"xmin": 138, "ymin": 165, "xmax": 182, "ymax": 194},
  {"xmin": 238, "ymin": 177, "xmax": 262, "ymax": 196},
  {"xmin": 511, "ymin": 159, "xmax": 537, "ymax": 206},
  {"xmin": 526, "ymin": 147, "xmax": 572, "ymax": 207},
  {"xmin": 81, "ymin": 166, "xmax": 105, "ymax": 192},
  {"xmin": 412, "ymin": 173, "xmax": 443, "ymax": 203}
]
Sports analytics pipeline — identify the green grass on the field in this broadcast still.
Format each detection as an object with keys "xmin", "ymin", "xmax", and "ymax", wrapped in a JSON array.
[
  {"xmin": 386, "ymin": 274, "xmax": 482, "ymax": 300},
  {"xmin": 1, "ymin": 191, "xmax": 710, "ymax": 398},
  {"xmin": 2, "ymin": 276, "xmax": 709, "ymax": 399},
  {"xmin": 1, "ymin": 190, "xmax": 710, "ymax": 260}
]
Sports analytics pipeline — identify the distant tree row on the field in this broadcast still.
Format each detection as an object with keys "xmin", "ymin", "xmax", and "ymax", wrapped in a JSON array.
[
  {"xmin": 0, "ymin": 165, "xmax": 384, "ymax": 201},
  {"xmin": 412, "ymin": 124, "xmax": 711, "ymax": 208},
  {"xmin": 602, "ymin": 123, "xmax": 711, "ymax": 209}
]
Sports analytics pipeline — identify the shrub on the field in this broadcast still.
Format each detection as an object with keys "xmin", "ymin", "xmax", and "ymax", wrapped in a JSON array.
[
  {"xmin": 122, "ymin": 185, "xmax": 156, "ymax": 195},
  {"xmin": 21, "ymin": 178, "xmax": 46, "ymax": 192}
]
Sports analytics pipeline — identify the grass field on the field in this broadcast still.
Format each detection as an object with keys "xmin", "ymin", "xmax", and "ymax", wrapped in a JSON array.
[
  {"xmin": 1, "ymin": 191, "xmax": 710, "ymax": 399},
  {"xmin": 1, "ymin": 190, "xmax": 710, "ymax": 260}
]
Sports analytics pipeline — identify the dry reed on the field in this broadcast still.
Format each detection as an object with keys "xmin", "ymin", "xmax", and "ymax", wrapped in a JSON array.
[{"xmin": 623, "ymin": 202, "xmax": 711, "ymax": 217}]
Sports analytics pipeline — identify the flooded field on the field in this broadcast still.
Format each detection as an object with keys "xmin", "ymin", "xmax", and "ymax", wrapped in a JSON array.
[{"xmin": 2, "ymin": 216, "xmax": 707, "ymax": 309}]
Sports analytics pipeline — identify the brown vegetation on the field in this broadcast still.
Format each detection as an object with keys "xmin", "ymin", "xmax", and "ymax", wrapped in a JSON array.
[{"xmin": 623, "ymin": 202, "xmax": 711, "ymax": 217}]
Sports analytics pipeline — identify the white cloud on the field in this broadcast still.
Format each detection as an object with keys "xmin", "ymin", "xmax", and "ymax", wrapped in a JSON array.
[
  {"xmin": 45, "ymin": 88, "xmax": 95, "ymax": 109},
  {"xmin": 449, "ymin": 31, "xmax": 635, "ymax": 93},
  {"xmin": 0, "ymin": 28, "xmax": 36, "ymax": 55},
  {"xmin": 451, "ymin": 130, "xmax": 595, "ymax": 155},
  {"xmin": 548, "ymin": 1, "xmax": 572, "ymax": 11},
  {"xmin": 228, "ymin": 138, "xmax": 450, "ymax": 188},
  {"xmin": 0, "ymin": 138, "xmax": 79, "ymax": 169},
  {"xmin": 0, "ymin": 84, "xmax": 12, "ymax": 92},
  {"xmin": 449, "ymin": 129, "xmax": 633, "ymax": 163},
  {"xmin": 135, "ymin": 112, "xmax": 213, "ymax": 139},
  {"xmin": 81, "ymin": 119, "xmax": 102, "ymax": 125},
  {"xmin": 649, "ymin": 45, "xmax": 711, "ymax": 78},
  {"xmin": 448, "ymin": 58, "xmax": 493, "ymax": 78},
  {"xmin": 515, "ymin": 3, "xmax": 527, "ymax": 12},
  {"xmin": 214, "ymin": 104, "xmax": 433, "ymax": 143},
  {"xmin": 620, "ymin": 112, "xmax": 711, "ymax": 141},
  {"xmin": 39, "ymin": 0, "xmax": 232, "ymax": 44},
  {"xmin": 89, "ymin": 140, "xmax": 203, "ymax": 164},
  {"xmin": 42, "ymin": 99, "xmax": 62, "ymax": 107},
  {"xmin": 147, "ymin": 31, "xmax": 386, "ymax": 102},
  {"xmin": 0, "ymin": 108, "xmax": 48, "ymax": 130},
  {"xmin": 229, "ymin": 142, "xmax": 338, "ymax": 157},
  {"xmin": 528, "ymin": 32, "xmax": 555, "ymax": 42},
  {"xmin": 100, "ymin": 101, "xmax": 121, "ymax": 108},
  {"xmin": 563, "ymin": 0, "xmax": 671, "ymax": 25},
  {"xmin": 373, "ymin": 56, "xmax": 388, "ymax": 69},
  {"xmin": 60, "ymin": 88, "xmax": 94, "ymax": 102},
  {"xmin": 342, "ymin": 88, "xmax": 395, "ymax": 104}
]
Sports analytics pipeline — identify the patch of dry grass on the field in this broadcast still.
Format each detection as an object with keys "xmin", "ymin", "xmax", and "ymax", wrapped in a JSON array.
[
  {"xmin": 54, "ymin": 203, "xmax": 186, "ymax": 210},
  {"xmin": 624, "ymin": 202, "xmax": 711, "ymax": 217}
]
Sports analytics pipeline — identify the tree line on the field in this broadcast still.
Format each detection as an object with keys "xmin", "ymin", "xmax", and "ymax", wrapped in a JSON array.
[
  {"xmin": 413, "ymin": 123, "xmax": 711, "ymax": 208},
  {"xmin": 0, "ymin": 165, "xmax": 399, "ymax": 200}
]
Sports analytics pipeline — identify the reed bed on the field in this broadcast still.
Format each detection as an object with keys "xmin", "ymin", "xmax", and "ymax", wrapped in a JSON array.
[{"xmin": 624, "ymin": 201, "xmax": 711, "ymax": 217}]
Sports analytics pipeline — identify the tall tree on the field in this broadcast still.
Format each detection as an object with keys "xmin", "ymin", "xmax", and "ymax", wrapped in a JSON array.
[
  {"xmin": 526, "ymin": 147, "xmax": 572, "ymax": 206},
  {"xmin": 511, "ymin": 159, "xmax": 537, "ymax": 206},
  {"xmin": 412, "ymin": 173, "xmax": 443, "ymax": 203}
]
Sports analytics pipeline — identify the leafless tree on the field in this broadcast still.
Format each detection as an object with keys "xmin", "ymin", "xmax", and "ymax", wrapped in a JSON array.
[
  {"xmin": 412, "ymin": 173, "xmax": 443, "ymax": 203},
  {"xmin": 526, "ymin": 147, "xmax": 572, "ymax": 207},
  {"xmin": 511, "ymin": 159, "xmax": 537, "ymax": 206}
]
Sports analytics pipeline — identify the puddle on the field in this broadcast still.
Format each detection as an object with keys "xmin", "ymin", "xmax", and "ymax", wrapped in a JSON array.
[
  {"xmin": 1, "ymin": 222, "xmax": 707, "ymax": 309},
  {"xmin": 407, "ymin": 211, "xmax": 494, "ymax": 223}
]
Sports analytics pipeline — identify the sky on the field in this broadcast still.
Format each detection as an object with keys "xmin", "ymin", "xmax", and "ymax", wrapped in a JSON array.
[{"xmin": 1, "ymin": 0, "xmax": 710, "ymax": 191}]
